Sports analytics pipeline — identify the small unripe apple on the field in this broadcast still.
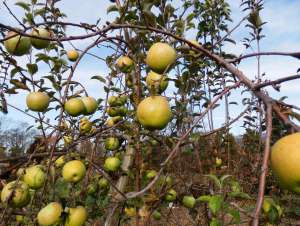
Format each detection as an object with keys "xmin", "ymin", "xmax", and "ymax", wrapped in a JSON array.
[
  {"xmin": 23, "ymin": 165, "xmax": 46, "ymax": 189},
  {"xmin": 152, "ymin": 210, "xmax": 161, "ymax": 220},
  {"xmin": 65, "ymin": 206, "xmax": 87, "ymax": 226},
  {"xmin": 31, "ymin": 27, "xmax": 51, "ymax": 49},
  {"xmin": 182, "ymin": 195, "xmax": 196, "ymax": 209},
  {"xmin": 106, "ymin": 116, "xmax": 122, "ymax": 127},
  {"xmin": 79, "ymin": 117, "xmax": 93, "ymax": 134},
  {"xmin": 1, "ymin": 181, "xmax": 30, "ymax": 208},
  {"xmin": 62, "ymin": 160, "xmax": 86, "ymax": 183},
  {"xmin": 106, "ymin": 107, "xmax": 119, "ymax": 117},
  {"xmin": 55, "ymin": 156, "xmax": 65, "ymax": 168},
  {"xmin": 64, "ymin": 98, "xmax": 85, "ymax": 117},
  {"xmin": 4, "ymin": 31, "xmax": 31, "ymax": 56},
  {"xmin": 16, "ymin": 215, "xmax": 24, "ymax": 223},
  {"xmin": 67, "ymin": 50, "xmax": 79, "ymax": 62},
  {"xmin": 124, "ymin": 206, "xmax": 136, "ymax": 217},
  {"xmin": 146, "ymin": 71, "xmax": 169, "ymax": 94},
  {"xmin": 104, "ymin": 157, "xmax": 121, "ymax": 172},
  {"xmin": 98, "ymin": 177, "xmax": 109, "ymax": 189},
  {"xmin": 116, "ymin": 56, "xmax": 134, "ymax": 73},
  {"xmin": 87, "ymin": 183, "xmax": 98, "ymax": 195},
  {"xmin": 146, "ymin": 170, "xmax": 157, "ymax": 180},
  {"xmin": 37, "ymin": 202, "xmax": 63, "ymax": 226},
  {"xmin": 215, "ymin": 157, "xmax": 222, "ymax": 167},
  {"xmin": 26, "ymin": 92, "xmax": 50, "ymax": 112},
  {"xmin": 81, "ymin": 96, "xmax": 98, "ymax": 115},
  {"xmin": 63, "ymin": 135, "xmax": 73, "ymax": 146},
  {"xmin": 105, "ymin": 137, "xmax": 120, "ymax": 150},
  {"xmin": 165, "ymin": 189, "xmax": 177, "ymax": 202}
]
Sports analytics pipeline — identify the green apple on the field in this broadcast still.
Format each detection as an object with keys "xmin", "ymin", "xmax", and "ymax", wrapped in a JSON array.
[
  {"xmin": 81, "ymin": 96, "xmax": 98, "ymax": 115},
  {"xmin": 104, "ymin": 157, "xmax": 121, "ymax": 172},
  {"xmin": 62, "ymin": 160, "xmax": 86, "ymax": 183},
  {"xmin": 116, "ymin": 56, "xmax": 134, "ymax": 73},
  {"xmin": 215, "ymin": 157, "xmax": 222, "ymax": 167},
  {"xmin": 37, "ymin": 202, "xmax": 63, "ymax": 226},
  {"xmin": 1, "ymin": 181, "xmax": 30, "ymax": 208},
  {"xmin": 152, "ymin": 210, "xmax": 161, "ymax": 220},
  {"xmin": 4, "ymin": 31, "xmax": 31, "ymax": 56},
  {"xmin": 98, "ymin": 177, "xmax": 109, "ymax": 189},
  {"xmin": 145, "ymin": 42, "xmax": 176, "ymax": 73},
  {"xmin": 182, "ymin": 195, "xmax": 196, "ymax": 209},
  {"xmin": 105, "ymin": 137, "xmax": 120, "ymax": 150},
  {"xmin": 165, "ymin": 189, "xmax": 177, "ymax": 202},
  {"xmin": 146, "ymin": 170, "xmax": 157, "ymax": 180},
  {"xmin": 65, "ymin": 206, "xmax": 87, "ymax": 226},
  {"xmin": 79, "ymin": 117, "xmax": 93, "ymax": 134},
  {"xmin": 146, "ymin": 71, "xmax": 169, "ymax": 94},
  {"xmin": 26, "ymin": 92, "xmax": 50, "ymax": 112},
  {"xmin": 23, "ymin": 165, "xmax": 46, "ymax": 189},
  {"xmin": 55, "ymin": 156, "xmax": 65, "ymax": 168},
  {"xmin": 87, "ymin": 183, "xmax": 98, "ymax": 195},
  {"xmin": 64, "ymin": 98, "xmax": 85, "ymax": 117},
  {"xmin": 31, "ymin": 27, "xmax": 51, "ymax": 49}
]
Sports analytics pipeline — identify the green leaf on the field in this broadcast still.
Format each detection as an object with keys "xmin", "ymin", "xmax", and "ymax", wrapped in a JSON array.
[
  {"xmin": 209, "ymin": 218, "xmax": 221, "ymax": 226},
  {"xmin": 197, "ymin": 195, "xmax": 211, "ymax": 202},
  {"xmin": 27, "ymin": 63, "xmax": 38, "ymax": 75},
  {"xmin": 107, "ymin": 5, "xmax": 118, "ymax": 14},
  {"xmin": 54, "ymin": 178, "xmax": 70, "ymax": 199},
  {"xmin": 228, "ymin": 208, "xmax": 241, "ymax": 224},
  {"xmin": 208, "ymin": 195, "xmax": 223, "ymax": 215},
  {"xmin": 15, "ymin": 1, "xmax": 30, "ymax": 11},
  {"xmin": 205, "ymin": 174, "xmax": 221, "ymax": 189},
  {"xmin": 91, "ymin": 75, "xmax": 106, "ymax": 83},
  {"xmin": 268, "ymin": 205, "xmax": 279, "ymax": 224}
]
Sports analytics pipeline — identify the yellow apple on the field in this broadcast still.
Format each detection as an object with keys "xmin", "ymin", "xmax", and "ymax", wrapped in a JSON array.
[
  {"xmin": 64, "ymin": 98, "xmax": 85, "ymax": 117},
  {"xmin": 104, "ymin": 157, "xmax": 121, "ymax": 172},
  {"xmin": 23, "ymin": 165, "xmax": 46, "ymax": 189},
  {"xmin": 67, "ymin": 50, "xmax": 79, "ymax": 62},
  {"xmin": 1, "ymin": 181, "xmax": 30, "ymax": 208},
  {"xmin": 37, "ymin": 202, "xmax": 63, "ymax": 226},
  {"xmin": 26, "ymin": 92, "xmax": 50, "ymax": 112},
  {"xmin": 65, "ymin": 206, "xmax": 87, "ymax": 226},
  {"xmin": 4, "ymin": 31, "xmax": 31, "ymax": 56},
  {"xmin": 62, "ymin": 160, "xmax": 86, "ymax": 183},
  {"xmin": 81, "ymin": 96, "xmax": 98, "ymax": 115}
]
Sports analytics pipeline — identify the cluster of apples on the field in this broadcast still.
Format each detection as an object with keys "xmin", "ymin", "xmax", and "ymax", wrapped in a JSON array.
[
  {"xmin": 4, "ymin": 27, "xmax": 79, "ymax": 62},
  {"xmin": 115, "ymin": 42, "xmax": 175, "ymax": 130}
]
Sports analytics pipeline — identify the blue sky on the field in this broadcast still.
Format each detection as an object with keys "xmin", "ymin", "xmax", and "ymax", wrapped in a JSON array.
[{"xmin": 1, "ymin": 0, "xmax": 300, "ymax": 134}]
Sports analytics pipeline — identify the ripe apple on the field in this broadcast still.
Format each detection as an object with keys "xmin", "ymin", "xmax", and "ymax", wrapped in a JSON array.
[
  {"xmin": 104, "ymin": 157, "xmax": 121, "ymax": 172},
  {"xmin": 105, "ymin": 137, "xmax": 120, "ymax": 150},
  {"xmin": 146, "ymin": 170, "xmax": 157, "ymax": 180},
  {"xmin": 65, "ymin": 206, "xmax": 87, "ymax": 226},
  {"xmin": 26, "ymin": 92, "xmax": 50, "ymax": 112},
  {"xmin": 64, "ymin": 98, "xmax": 85, "ymax": 117},
  {"xmin": 182, "ymin": 195, "xmax": 196, "ymax": 209},
  {"xmin": 81, "ymin": 96, "xmax": 98, "ymax": 115},
  {"xmin": 67, "ymin": 50, "xmax": 79, "ymax": 62},
  {"xmin": 1, "ymin": 181, "xmax": 30, "ymax": 208},
  {"xmin": 31, "ymin": 27, "xmax": 51, "ymax": 49},
  {"xmin": 271, "ymin": 132, "xmax": 300, "ymax": 193},
  {"xmin": 146, "ymin": 71, "xmax": 168, "ymax": 94},
  {"xmin": 116, "ymin": 56, "xmax": 134, "ymax": 73},
  {"xmin": 55, "ymin": 155, "xmax": 65, "ymax": 168},
  {"xmin": 165, "ymin": 189, "xmax": 177, "ymax": 202},
  {"xmin": 137, "ymin": 95, "xmax": 172, "ymax": 130},
  {"xmin": 23, "ymin": 165, "xmax": 46, "ymax": 189},
  {"xmin": 4, "ymin": 31, "xmax": 31, "ymax": 56},
  {"xmin": 79, "ymin": 117, "xmax": 93, "ymax": 134},
  {"xmin": 98, "ymin": 177, "xmax": 109, "ymax": 189},
  {"xmin": 62, "ymin": 160, "xmax": 86, "ymax": 183},
  {"xmin": 146, "ymin": 42, "xmax": 176, "ymax": 73},
  {"xmin": 37, "ymin": 202, "xmax": 63, "ymax": 226},
  {"xmin": 152, "ymin": 210, "xmax": 161, "ymax": 220}
]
